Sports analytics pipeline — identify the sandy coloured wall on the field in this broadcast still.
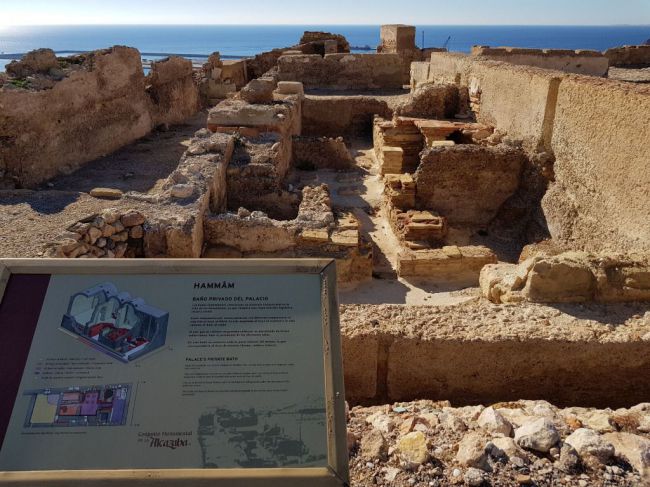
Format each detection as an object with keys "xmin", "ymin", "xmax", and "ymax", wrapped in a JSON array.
[
  {"xmin": 302, "ymin": 95, "xmax": 393, "ymax": 137},
  {"xmin": 428, "ymin": 53, "xmax": 561, "ymax": 151},
  {"xmin": 415, "ymin": 145, "xmax": 525, "ymax": 227},
  {"xmin": 605, "ymin": 45, "xmax": 650, "ymax": 67},
  {"xmin": 0, "ymin": 47, "xmax": 152, "ymax": 187},
  {"xmin": 471, "ymin": 46, "xmax": 609, "ymax": 77},
  {"xmin": 427, "ymin": 52, "xmax": 477, "ymax": 85},
  {"xmin": 147, "ymin": 56, "xmax": 200, "ymax": 127},
  {"xmin": 471, "ymin": 61, "xmax": 561, "ymax": 152},
  {"xmin": 544, "ymin": 76, "xmax": 650, "ymax": 253},
  {"xmin": 277, "ymin": 53, "xmax": 404, "ymax": 90},
  {"xmin": 425, "ymin": 53, "xmax": 650, "ymax": 253},
  {"xmin": 0, "ymin": 47, "xmax": 201, "ymax": 188},
  {"xmin": 340, "ymin": 302, "xmax": 650, "ymax": 408}
]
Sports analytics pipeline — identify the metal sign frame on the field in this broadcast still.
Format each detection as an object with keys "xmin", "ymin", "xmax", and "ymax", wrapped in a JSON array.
[{"xmin": 0, "ymin": 258, "xmax": 348, "ymax": 487}]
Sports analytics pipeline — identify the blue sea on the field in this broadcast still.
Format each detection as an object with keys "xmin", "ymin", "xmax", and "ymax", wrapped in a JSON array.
[{"xmin": 1, "ymin": 25, "xmax": 649, "ymax": 70}]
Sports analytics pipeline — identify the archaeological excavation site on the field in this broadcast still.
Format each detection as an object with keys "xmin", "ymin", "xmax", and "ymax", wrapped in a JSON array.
[{"xmin": 1, "ymin": 25, "xmax": 650, "ymax": 486}]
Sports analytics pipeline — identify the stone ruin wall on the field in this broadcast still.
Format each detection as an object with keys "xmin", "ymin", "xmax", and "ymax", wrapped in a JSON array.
[
  {"xmin": 302, "ymin": 96, "xmax": 393, "ymax": 137},
  {"xmin": 471, "ymin": 46, "xmax": 609, "ymax": 77},
  {"xmin": 245, "ymin": 31, "xmax": 350, "ymax": 80},
  {"xmin": 292, "ymin": 136, "xmax": 355, "ymax": 170},
  {"xmin": 605, "ymin": 45, "xmax": 650, "ymax": 67},
  {"xmin": 0, "ymin": 47, "xmax": 202, "ymax": 188},
  {"xmin": 4, "ymin": 30, "xmax": 650, "ymax": 433},
  {"xmin": 341, "ymin": 306, "xmax": 650, "ymax": 408},
  {"xmin": 147, "ymin": 55, "xmax": 200, "ymax": 127},
  {"xmin": 277, "ymin": 53, "xmax": 405, "ymax": 90},
  {"xmin": 0, "ymin": 47, "xmax": 152, "ymax": 188},
  {"xmin": 377, "ymin": 24, "xmax": 446, "ymax": 85},
  {"xmin": 414, "ymin": 145, "xmax": 525, "ymax": 229},
  {"xmin": 544, "ymin": 74, "xmax": 650, "ymax": 254},
  {"xmin": 424, "ymin": 52, "xmax": 650, "ymax": 254}
]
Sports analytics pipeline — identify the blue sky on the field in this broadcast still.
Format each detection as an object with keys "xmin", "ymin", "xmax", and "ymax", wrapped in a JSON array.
[{"xmin": 2, "ymin": 0, "xmax": 650, "ymax": 25}]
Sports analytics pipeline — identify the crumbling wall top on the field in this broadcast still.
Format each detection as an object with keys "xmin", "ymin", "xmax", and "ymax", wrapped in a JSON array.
[{"xmin": 471, "ymin": 45, "xmax": 605, "ymax": 58}]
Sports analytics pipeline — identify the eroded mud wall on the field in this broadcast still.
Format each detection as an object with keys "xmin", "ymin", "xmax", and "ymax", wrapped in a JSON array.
[{"xmin": 0, "ymin": 47, "xmax": 152, "ymax": 187}]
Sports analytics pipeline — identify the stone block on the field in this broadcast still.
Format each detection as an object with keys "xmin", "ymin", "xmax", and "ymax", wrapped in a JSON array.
[
  {"xmin": 276, "ymin": 81, "xmax": 305, "ymax": 96},
  {"xmin": 380, "ymin": 146, "xmax": 404, "ymax": 174},
  {"xmin": 331, "ymin": 229, "xmax": 358, "ymax": 247},
  {"xmin": 89, "ymin": 187, "xmax": 123, "ymax": 200},
  {"xmin": 524, "ymin": 255, "xmax": 596, "ymax": 303},
  {"xmin": 240, "ymin": 77, "xmax": 276, "ymax": 104},
  {"xmin": 379, "ymin": 24, "xmax": 417, "ymax": 53},
  {"xmin": 301, "ymin": 228, "xmax": 330, "ymax": 243},
  {"xmin": 397, "ymin": 245, "xmax": 497, "ymax": 284},
  {"xmin": 207, "ymin": 100, "xmax": 294, "ymax": 134}
]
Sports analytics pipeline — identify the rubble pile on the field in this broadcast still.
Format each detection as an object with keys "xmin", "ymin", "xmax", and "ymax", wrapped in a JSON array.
[
  {"xmin": 348, "ymin": 400, "xmax": 650, "ymax": 486},
  {"xmin": 47, "ymin": 208, "xmax": 147, "ymax": 258}
]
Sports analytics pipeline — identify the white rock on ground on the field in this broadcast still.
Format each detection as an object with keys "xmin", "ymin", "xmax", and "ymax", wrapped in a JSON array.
[
  {"xmin": 170, "ymin": 183, "xmax": 195, "ymax": 198},
  {"xmin": 604, "ymin": 432, "xmax": 650, "ymax": 475},
  {"xmin": 580, "ymin": 410, "xmax": 615, "ymax": 433},
  {"xmin": 365, "ymin": 411, "xmax": 394, "ymax": 433},
  {"xmin": 565, "ymin": 428, "xmax": 615, "ymax": 466},
  {"xmin": 456, "ymin": 432, "xmax": 490, "ymax": 471},
  {"xmin": 464, "ymin": 467, "xmax": 486, "ymax": 486},
  {"xmin": 490, "ymin": 436, "xmax": 527, "ymax": 461},
  {"xmin": 514, "ymin": 417, "xmax": 560, "ymax": 452},
  {"xmin": 477, "ymin": 406, "xmax": 513, "ymax": 436}
]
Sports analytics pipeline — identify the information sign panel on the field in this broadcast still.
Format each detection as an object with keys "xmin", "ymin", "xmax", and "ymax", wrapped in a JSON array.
[{"xmin": 0, "ymin": 259, "xmax": 347, "ymax": 486}]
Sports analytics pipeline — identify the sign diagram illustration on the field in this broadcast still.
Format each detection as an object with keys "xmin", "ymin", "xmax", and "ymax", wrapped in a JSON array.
[
  {"xmin": 23, "ymin": 384, "xmax": 130, "ymax": 428},
  {"xmin": 60, "ymin": 282, "xmax": 169, "ymax": 363}
]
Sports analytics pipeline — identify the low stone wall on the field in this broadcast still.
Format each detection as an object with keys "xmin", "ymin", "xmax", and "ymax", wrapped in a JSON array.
[
  {"xmin": 48, "ymin": 209, "xmax": 147, "ymax": 259},
  {"xmin": 605, "ymin": 45, "xmax": 650, "ymax": 67},
  {"xmin": 397, "ymin": 245, "xmax": 497, "ymax": 283},
  {"xmin": 203, "ymin": 187, "xmax": 373, "ymax": 283},
  {"xmin": 207, "ymin": 98, "xmax": 301, "ymax": 137},
  {"xmin": 393, "ymin": 83, "xmax": 463, "ymax": 119},
  {"xmin": 292, "ymin": 136, "xmax": 355, "ymax": 170},
  {"xmin": 302, "ymin": 95, "xmax": 393, "ymax": 137},
  {"xmin": 145, "ymin": 131, "xmax": 234, "ymax": 259},
  {"xmin": 226, "ymin": 133, "xmax": 296, "ymax": 220},
  {"xmin": 147, "ymin": 56, "xmax": 200, "ymax": 127},
  {"xmin": 299, "ymin": 31, "xmax": 350, "ymax": 53},
  {"xmin": 47, "ymin": 130, "xmax": 236, "ymax": 260},
  {"xmin": 245, "ymin": 32, "xmax": 350, "ymax": 80},
  {"xmin": 340, "ymin": 301, "xmax": 650, "ymax": 408},
  {"xmin": 471, "ymin": 46, "xmax": 609, "ymax": 77},
  {"xmin": 278, "ymin": 53, "xmax": 404, "ymax": 90}
]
